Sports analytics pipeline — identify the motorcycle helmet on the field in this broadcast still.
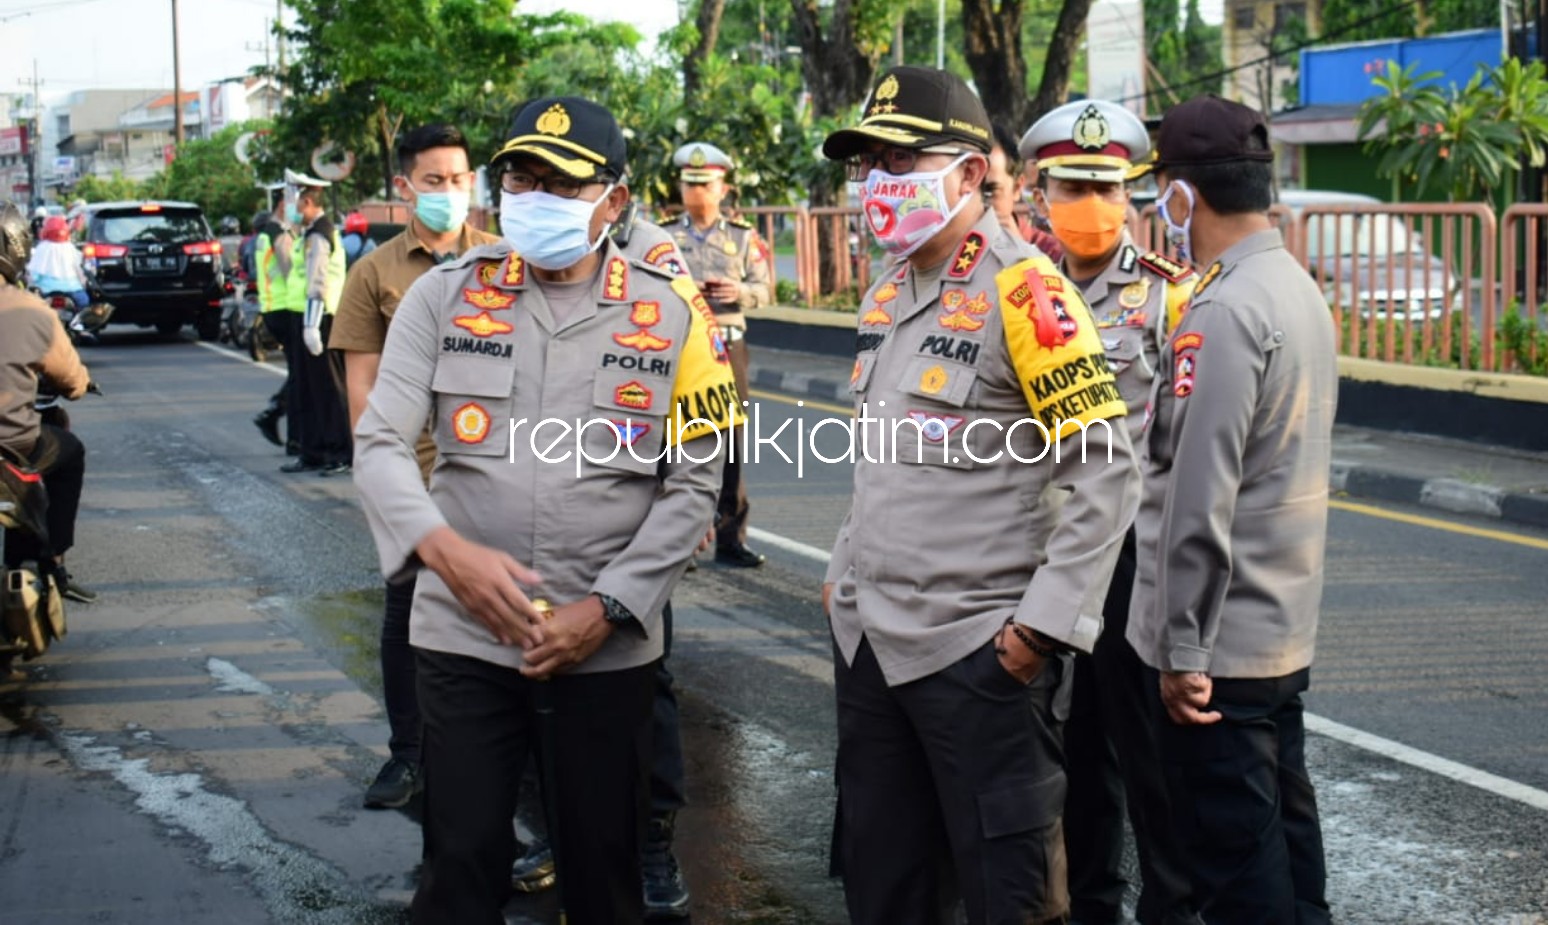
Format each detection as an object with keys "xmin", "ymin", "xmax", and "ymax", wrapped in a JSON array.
[
  {"xmin": 0, "ymin": 201, "xmax": 33, "ymax": 284},
  {"xmin": 219, "ymin": 215, "xmax": 240, "ymax": 235},
  {"xmin": 41, "ymin": 215, "xmax": 70, "ymax": 242},
  {"xmin": 343, "ymin": 211, "xmax": 368, "ymax": 236}
]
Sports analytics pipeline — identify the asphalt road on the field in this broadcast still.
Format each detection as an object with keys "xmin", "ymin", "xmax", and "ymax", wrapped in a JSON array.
[{"xmin": 1, "ymin": 333, "xmax": 1545, "ymax": 924}]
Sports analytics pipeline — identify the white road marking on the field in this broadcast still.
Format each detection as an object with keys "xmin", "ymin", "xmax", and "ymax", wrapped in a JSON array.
[
  {"xmin": 194, "ymin": 340, "xmax": 286, "ymax": 376},
  {"xmin": 205, "ymin": 657, "xmax": 275, "ymax": 696},
  {"xmin": 751, "ymin": 527, "xmax": 1548, "ymax": 815}
]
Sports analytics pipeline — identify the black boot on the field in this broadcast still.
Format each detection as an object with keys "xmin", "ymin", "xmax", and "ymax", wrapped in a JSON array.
[
  {"xmin": 642, "ymin": 812, "xmax": 690, "ymax": 919},
  {"xmin": 253, "ymin": 405, "xmax": 283, "ymax": 447}
]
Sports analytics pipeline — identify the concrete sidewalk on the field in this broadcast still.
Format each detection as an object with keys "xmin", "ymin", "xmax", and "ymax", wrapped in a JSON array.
[{"xmin": 749, "ymin": 346, "xmax": 1548, "ymax": 531}]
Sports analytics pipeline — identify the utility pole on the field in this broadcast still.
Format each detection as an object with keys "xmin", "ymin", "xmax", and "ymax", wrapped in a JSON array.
[
  {"xmin": 172, "ymin": 0, "xmax": 184, "ymax": 146},
  {"xmin": 17, "ymin": 61, "xmax": 42, "ymax": 205},
  {"xmin": 276, "ymin": 0, "xmax": 287, "ymax": 94},
  {"xmin": 246, "ymin": 23, "xmax": 272, "ymax": 76},
  {"xmin": 936, "ymin": 0, "xmax": 945, "ymax": 69}
]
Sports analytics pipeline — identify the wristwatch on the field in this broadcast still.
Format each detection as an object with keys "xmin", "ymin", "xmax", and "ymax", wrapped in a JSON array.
[{"xmin": 596, "ymin": 593, "xmax": 637, "ymax": 629}]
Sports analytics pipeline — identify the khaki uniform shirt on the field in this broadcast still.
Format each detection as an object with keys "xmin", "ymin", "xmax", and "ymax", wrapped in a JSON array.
[
  {"xmin": 1127, "ymin": 229, "xmax": 1337, "ymax": 679},
  {"xmin": 669, "ymin": 214, "xmax": 771, "ymax": 329},
  {"xmin": 826, "ymin": 212, "xmax": 1141, "ymax": 687},
  {"xmin": 331, "ymin": 223, "xmax": 500, "ymax": 481},
  {"xmin": 0, "ymin": 287, "xmax": 90, "ymax": 454},
  {"xmin": 352, "ymin": 240, "xmax": 742, "ymax": 674},
  {"xmin": 1071, "ymin": 236, "xmax": 1196, "ymax": 445}
]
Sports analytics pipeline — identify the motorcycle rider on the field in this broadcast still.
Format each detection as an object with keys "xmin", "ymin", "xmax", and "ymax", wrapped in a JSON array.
[
  {"xmin": 0, "ymin": 200, "xmax": 96, "ymax": 603},
  {"xmin": 341, "ymin": 211, "xmax": 376, "ymax": 270},
  {"xmin": 27, "ymin": 216, "xmax": 92, "ymax": 309}
]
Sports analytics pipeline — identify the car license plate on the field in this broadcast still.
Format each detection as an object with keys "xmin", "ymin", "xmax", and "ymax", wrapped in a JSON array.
[{"xmin": 134, "ymin": 256, "xmax": 177, "ymax": 272}]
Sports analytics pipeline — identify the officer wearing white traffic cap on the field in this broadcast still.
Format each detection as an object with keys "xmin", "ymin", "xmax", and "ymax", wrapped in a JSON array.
[
  {"xmin": 668, "ymin": 141, "xmax": 771, "ymax": 568},
  {"xmin": 1020, "ymin": 98, "xmax": 1200, "ymax": 925}
]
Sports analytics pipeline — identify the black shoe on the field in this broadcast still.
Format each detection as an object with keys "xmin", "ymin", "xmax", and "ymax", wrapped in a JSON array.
[
  {"xmin": 56, "ymin": 568, "xmax": 98, "ymax": 604},
  {"xmin": 285, "ymin": 440, "xmax": 300, "ymax": 457},
  {"xmin": 363, "ymin": 756, "xmax": 420, "ymax": 809},
  {"xmin": 253, "ymin": 410, "xmax": 283, "ymax": 447},
  {"xmin": 317, "ymin": 461, "xmax": 352, "ymax": 477},
  {"xmin": 511, "ymin": 839, "xmax": 556, "ymax": 893},
  {"xmin": 279, "ymin": 458, "xmax": 322, "ymax": 473},
  {"xmin": 715, "ymin": 543, "xmax": 766, "ymax": 568},
  {"xmin": 643, "ymin": 813, "xmax": 690, "ymax": 919}
]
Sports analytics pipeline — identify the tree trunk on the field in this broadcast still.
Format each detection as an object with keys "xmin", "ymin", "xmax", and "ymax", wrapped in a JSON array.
[
  {"xmin": 1028, "ymin": 0, "xmax": 1094, "ymax": 123},
  {"xmin": 789, "ymin": 0, "xmax": 882, "ymax": 295},
  {"xmin": 962, "ymin": 0, "xmax": 1029, "ymax": 133},
  {"xmin": 684, "ymin": 0, "xmax": 728, "ymax": 99}
]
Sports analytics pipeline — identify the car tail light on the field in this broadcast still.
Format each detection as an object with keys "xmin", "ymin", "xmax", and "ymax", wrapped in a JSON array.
[
  {"xmin": 183, "ymin": 241, "xmax": 221, "ymax": 256},
  {"xmin": 83, "ymin": 243, "xmax": 128, "ymax": 259},
  {"xmin": 48, "ymin": 294, "xmax": 72, "ymax": 310},
  {"xmin": 140, "ymin": 203, "xmax": 162, "ymax": 213}
]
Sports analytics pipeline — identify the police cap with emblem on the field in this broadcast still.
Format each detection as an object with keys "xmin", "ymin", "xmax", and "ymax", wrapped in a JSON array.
[
  {"xmin": 490, "ymin": 96, "xmax": 629, "ymax": 181},
  {"xmin": 1017, "ymin": 99, "xmax": 1150, "ymax": 184},
  {"xmin": 284, "ymin": 168, "xmax": 331, "ymax": 190},
  {"xmin": 822, "ymin": 66, "xmax": 993, "ymax": 160},
  {"xmin": 1154, "ymin": 94, "xmax": 1274, "ymax": 169},
  {"xmin": 674, "ymin": 142, "xmax": 734, "ymax": 183}
]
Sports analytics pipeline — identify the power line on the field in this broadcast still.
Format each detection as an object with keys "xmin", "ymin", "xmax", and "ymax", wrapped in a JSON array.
[{"xmin": 1117, "ymin": 0, "xmax": 1424, "ymax": 105}]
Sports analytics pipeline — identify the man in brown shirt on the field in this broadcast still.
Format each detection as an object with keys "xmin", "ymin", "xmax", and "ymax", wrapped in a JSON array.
[
  {"xmin": 0, "ymin": 200, "xmax": 95, "ymax": 604},
  {"xmin": 328, "ymin": 124, "xmax": 498, "ymax": 809}
]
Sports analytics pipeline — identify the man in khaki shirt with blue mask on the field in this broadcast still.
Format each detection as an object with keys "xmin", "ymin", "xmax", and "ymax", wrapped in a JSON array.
[{"xmin": 353, "ymin": 96, "xmax": 739, "ymax": 925}]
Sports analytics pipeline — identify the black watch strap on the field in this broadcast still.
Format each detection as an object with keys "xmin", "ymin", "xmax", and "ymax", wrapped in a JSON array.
[{"xmin": 596, "ymin": 593, "xmax": 636, "ymax": 626}]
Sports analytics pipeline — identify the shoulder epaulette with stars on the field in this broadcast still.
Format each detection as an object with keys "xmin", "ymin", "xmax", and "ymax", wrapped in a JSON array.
[
  {"xmin": 727, "ymin": 216, "xmax": 754, "ymax": 230},
  {"xmin": 946, "ymin": 231, "xmax": 987, "ymax": 279}
]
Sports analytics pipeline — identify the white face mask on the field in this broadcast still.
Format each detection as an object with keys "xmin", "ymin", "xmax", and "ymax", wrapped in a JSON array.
[
  {"xmin": 498, "ymin": 186, "xmax": 613, "ymax": 270},
  {"xmin": 1157, "ymin": 180, "xmax": 1196, "ymax": 265},
  {"xmin": 860, "ymin": 153, "xmax": 972, "ymax": 258}
]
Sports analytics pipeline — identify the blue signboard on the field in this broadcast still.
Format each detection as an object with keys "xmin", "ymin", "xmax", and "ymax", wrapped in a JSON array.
[{"xmin": 1301, "ymin": 29, "xmax": 1506, "ymax": 107}]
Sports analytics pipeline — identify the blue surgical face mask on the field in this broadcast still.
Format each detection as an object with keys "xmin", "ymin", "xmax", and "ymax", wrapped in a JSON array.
[
  {"xmin": 408, "ymin": 183, "xmax": 471, "ymax": 234},
  {"xmin": 499, "ymin": 186, "xmax": 613, "ymax": 270},
  {"xmin": 1156, "ymin": 180, "xmax": 1195, "ymax": 265}
]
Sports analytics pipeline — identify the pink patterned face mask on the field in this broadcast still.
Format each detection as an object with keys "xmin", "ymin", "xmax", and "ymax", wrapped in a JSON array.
[{"xmin": 861, "ymin": 153, "xmax": 972, "ymax": 257}]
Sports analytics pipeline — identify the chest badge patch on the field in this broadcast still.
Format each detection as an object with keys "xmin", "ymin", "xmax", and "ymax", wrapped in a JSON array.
[
  {"xmin": 608, "ymin": 420, "xmax": 652, "ymax": 447},
  {"xmin": 452, "ymin": 402, "xmax": 492, "ymax": 444},
  {"xmin": 476, "ymin": 261, "xmax": 501, "ymax": 287},
  {"xmin": 874, "ymin": 282, "xmax": 899, "ymax": 305},
  {"xmin": 723, "ymin": 240, "xmax": 738, "ymax": 256},
  {"xmin": 862, "ymin": 306, "xmax": 893, "ymax": 326},
  {"xmin": 463, "ymin": 287, "xmax": 516, "ymax": 311},
  {"xmin": 938, "ymin": 310, "xmax": 985, "ymax": 333},
  {"xmin": 614, "ymin": 381, "xmax": 653, "ymax": 410},
  {"xmin": 614, "ymin": 300, "xmax": 673, "ymax": 352},
  {"xmin": 919, "ymin": 364, "xmax": 948, "ymax": 395},
  {"xmin": 453, "ymin": 312, "xmax": 514, "ymax": 338},
  {"xmin": 907, "ymin": 411, "xmax": 965, "ymax": 443},
  {"xmin": 1119, "ymin": 278, "xmax": 1150, "ymax": 309}
]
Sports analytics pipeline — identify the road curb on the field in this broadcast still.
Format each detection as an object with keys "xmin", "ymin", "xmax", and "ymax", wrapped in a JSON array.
[{"xmin": 751, "ymin": 363, "xmax": 1548, "ymax": 533}]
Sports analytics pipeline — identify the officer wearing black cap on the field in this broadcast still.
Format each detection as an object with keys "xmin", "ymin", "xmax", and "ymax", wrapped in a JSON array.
[
  {"xmin": 668, "ymin": 141, "xmax": 771, "ymax": 568},
  {"xmin": 822, "ymin": 66, "xmax": 1139, "ymax": 925},
  {"xmin": 1021, "ymin": 98, "xmax": 1199, "ymax": 925},
  {"xmin": 1127, "ymin": 95, "xmax": 1336, "ymax": 924},
  {"xmin": 352, "ymin": 95, "xmax": 739, "ymax": 925}
]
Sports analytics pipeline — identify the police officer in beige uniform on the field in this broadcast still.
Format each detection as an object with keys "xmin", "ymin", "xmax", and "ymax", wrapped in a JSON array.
[
  {"xmin": 352, "ymin": 96, "xmax": 740, "ymax": 925},
  {"xmin": 1128, "ymin": 95, "xmax": 1336, "ymax": 924},
  {"xmin": 1021, "ymin": 99, "xmax": 1200, "ymax": 925},
  {"xmin": 669, "ymin": 142, "xmax": 771, "ymax": 567},
  {"xmin": 821, "ymin": 66, "xmax": 1139, "ymax": 925}
]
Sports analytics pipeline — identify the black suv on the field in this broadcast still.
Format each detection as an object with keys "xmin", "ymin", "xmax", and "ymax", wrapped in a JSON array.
[{"xmin": 82, "ymin": 201, "xmax": 226, "ymax": 339}]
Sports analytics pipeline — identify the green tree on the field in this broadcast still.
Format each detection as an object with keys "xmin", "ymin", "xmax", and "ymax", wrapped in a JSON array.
[
  {"xmin": 150, "ymin": 123, "xmax": 269, "ymax": 223},
  {"xmin": 72, "ymin": 171, "xmax": 149, "ymax": 203},
  {"xmin": 1146, "ymin": 0, "xmax": 1222, "ymax": 108},
  {"xmin": 1358, "ymin": 58, "xmax": 1548, "ymax": 202}
]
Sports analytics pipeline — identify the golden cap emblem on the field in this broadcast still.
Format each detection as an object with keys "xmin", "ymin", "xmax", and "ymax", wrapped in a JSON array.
[
  {"xmin": 535, "ymin": 104, "xmax": 571, "ymax": 137},
  {"xmin": 688, "ymin": 147, "xmax": 707, "ymax": 167},
  {"xmin": 875, "ymin": 74, "xmax": 900, "ymax": 102},
  {"xmin": 1073, "ymin": 104, "xmax": 1111, "ymax": 151}
]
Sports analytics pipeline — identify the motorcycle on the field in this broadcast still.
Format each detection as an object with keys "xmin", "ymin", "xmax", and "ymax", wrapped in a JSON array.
[
  {"xmin": 34, "ymin": 282, "xmax": 115, "ymax": 348},
  {"xmin": 0, "ymin": 379, "xmax": 102, "ymax": 675},
  {"xmin": 218, "ymin": 274, "xmax": 279, "ymax": 362}
]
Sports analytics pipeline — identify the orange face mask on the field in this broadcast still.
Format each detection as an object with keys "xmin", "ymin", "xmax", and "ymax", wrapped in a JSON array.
[{"xmin": 1046, "ymin": 195, "xmax": 1127, "ymax": 260}]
